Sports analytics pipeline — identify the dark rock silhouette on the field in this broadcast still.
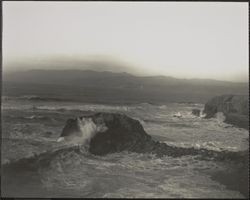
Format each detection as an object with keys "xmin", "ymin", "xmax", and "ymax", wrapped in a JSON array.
[
  {"xmin": 61, "ymin": 118, "xmax": 81, "ymax": 137},
  {"xmin": 203, "ymin": 95, "xmax": 249, "ymax": 130},
  {"xmin": 58, "ymin": 112, "xmax": 248, "ymax": 161},
  {"xmin": 192, "ymin": 109, "xmax": 200, "ymax": 117}
]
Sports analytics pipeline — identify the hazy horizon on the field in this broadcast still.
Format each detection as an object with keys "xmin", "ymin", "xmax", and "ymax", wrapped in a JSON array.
[
  {"xmin": 3, "ymin": 2, "xmax": 249, "ymax": 82},
  {"xmin": 4, "ymin": 67, "xmax": 249, "ymax": 84}
]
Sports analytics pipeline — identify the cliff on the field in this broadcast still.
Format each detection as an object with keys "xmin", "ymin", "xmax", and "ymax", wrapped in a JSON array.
[{"xmin": 203, "ymin": 95, "xmax": 249, "ymax": 130}]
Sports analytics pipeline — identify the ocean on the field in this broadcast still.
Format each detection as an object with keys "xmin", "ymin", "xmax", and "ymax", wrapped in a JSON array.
[{"xmin": 1, "ymin": 96, "xmax": 249, "ymax": 198}]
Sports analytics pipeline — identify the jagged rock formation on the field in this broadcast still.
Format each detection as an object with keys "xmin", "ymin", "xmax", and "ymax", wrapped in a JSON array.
[{"xmin": 203, "ymin": 95, "xmax": 249, "ymax": 130}]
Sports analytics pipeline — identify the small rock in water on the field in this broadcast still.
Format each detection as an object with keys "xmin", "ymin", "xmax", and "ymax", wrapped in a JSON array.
[
  {"xmin": 173, "ymin": 112, "xmax": 182, "ymax": 118},
  {"xmin": 192, "ymin": 109, "xmax": 200, "ymax": 117}
]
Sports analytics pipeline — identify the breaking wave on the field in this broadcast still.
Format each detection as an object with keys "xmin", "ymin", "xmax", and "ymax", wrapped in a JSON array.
[
  {"xmin": 3, "ymin": 137, "xmax": 247, "ymax": 170},
  {"xmin": 58, "ymin": 117, "xmax": 108, "ymax": 146},
  {"xmin": 17, "ymin": 95, "xmax": 67, "ymax": 102},
  {"xmin": 2, "ymin": 98, "xmax": 248, "ymax": 198},
  {"xmin": 23, "ymin": 115, "xmax": 54, "ymax": 121},
  {"xmin": 2, "ymin": 143, "xmax": 247, "ymax": 198}
]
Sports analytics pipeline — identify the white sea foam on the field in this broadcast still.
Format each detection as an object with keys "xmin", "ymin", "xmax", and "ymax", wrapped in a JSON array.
[
  {"xmin": 215, "ymin": 112, "xmax": 226, "ymax": 123},
  {"xmin": 77, "ymin": 117, "xmax": 107, "ymax": 144},
  {"xmin": 2, "ymin": 100, "xmax": 248, "ymax": 198},
  {"xmin": 58, "ymin": 117, "xmax": 108, "ymax": 146},
  {"xmin": 38, "ymin": 150, "xmax": 244, "ymax": 198}
]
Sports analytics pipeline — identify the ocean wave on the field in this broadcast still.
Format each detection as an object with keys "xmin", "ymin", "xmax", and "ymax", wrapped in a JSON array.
[
  {"xmin": 35, "ymin": 104, "xmax": 131, "ymax": 112},
  {"xmin": 18, "ymin": 95, "xmax": 67, "ymax": 102},
  {"xmin": 1, "ymin": 100, "xmax": 248, "ymax": 198},
  {"xmin": 2, "ymin": 144, "xmax": 81, "ymax": 165},
  {"xmin": 2, "ymin": 95, "xmax": 73, "ymax": 102},
  {"xmin": 163, "ymin": 141, "xmax": 237, "ymax": 152},
  {"xmin": 3, "ymin": 139, "xmax": 247, "ymax": 171},
  {"xmin": 58, "ymin": 117, "xmax": 108, "ymax": 146},
  {"xmin": 2, "ymin": 144, "xmax": 246, "ymax": 198},
  {"xmin": 23, "ymin": 115, "xmax": 54, "ymax": 121}
]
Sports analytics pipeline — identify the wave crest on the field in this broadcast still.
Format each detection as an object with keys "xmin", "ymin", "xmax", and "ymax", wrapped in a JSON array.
[{"xmin": 58, "ymin": 117, "xmax": 108, "ymax": 147}]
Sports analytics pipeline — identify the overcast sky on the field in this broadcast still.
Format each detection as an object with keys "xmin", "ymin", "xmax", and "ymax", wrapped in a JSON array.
[{"xmin": 3, "ymin": 2, "xmax": 249, "ymax": 82}]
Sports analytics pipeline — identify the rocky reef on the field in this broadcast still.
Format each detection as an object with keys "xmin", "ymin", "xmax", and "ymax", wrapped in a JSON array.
[
  {"xmin": 203, "ymin": 95, "xmax": 249, "ymax": 130},
  {"xmin": 58, "ymin": 112, "xmax": 248, "ymax": 162},
  {"xmin": 58, "ymin": 112, "xmax": 249, "ymax": 197}
]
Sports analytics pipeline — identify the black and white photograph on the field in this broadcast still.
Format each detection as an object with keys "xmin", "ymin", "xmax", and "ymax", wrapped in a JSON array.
[{"xmin": 1, "ymin": 1, "xmax": 249, "ymax": 198}]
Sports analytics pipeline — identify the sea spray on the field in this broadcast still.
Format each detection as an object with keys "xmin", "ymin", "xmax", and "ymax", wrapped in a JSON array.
[
  {"xmin": 2, "ymin": 100, "xmax": 248, "ymax": 198},
  {"xmin": 78, "ymin": 117, "xmax": 108, "ymax": 145},
  {"xmin": 57, "ymin": 117, "xmax": 108, "ymax": 147},
  {"xmin": 215, "ymin": 112, "xmax": 226, "ymax": 123}
]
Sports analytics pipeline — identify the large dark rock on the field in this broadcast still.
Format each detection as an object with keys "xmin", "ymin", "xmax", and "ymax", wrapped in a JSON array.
[
  {"xmin": 60, "ymin": 113, "xmax": 154, "ymax": 155},
  {"xmin": 203, "ymin": 95, "xmax": 249, "ymax": 130},
  {"xmin": 60, "ymin": 112, "xmax": 204, "ymax": 157},
  {"xmin": 59, "ymin": 112, "xmax": 248, "ymax": 161},
  {"xmin": 88, "ymin": 113, "xmax": 152, "ymax": 155}
]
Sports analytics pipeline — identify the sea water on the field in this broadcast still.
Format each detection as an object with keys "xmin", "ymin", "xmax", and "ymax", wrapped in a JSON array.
[{"xmin": 1, "ymin": 97, "xmax": 249, "ymax": 198}]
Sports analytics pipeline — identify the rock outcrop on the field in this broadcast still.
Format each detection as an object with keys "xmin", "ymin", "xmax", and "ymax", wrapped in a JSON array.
[
  {"xmin": 58, "ymin": 112, "xmax": 248, "ymax": 161},
  {"xmin": 203, "ymin": 95, "xmax": 249, "ymax": 130}
]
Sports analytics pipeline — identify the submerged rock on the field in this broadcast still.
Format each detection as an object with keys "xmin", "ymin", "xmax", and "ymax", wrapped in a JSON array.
[
  {"xmin": 191, "ymin": 109, "xmax": 200, "ymax": 117},
  {"xmin": 203, "ymin": 95, "xmax": 249, "ymax": 130}
]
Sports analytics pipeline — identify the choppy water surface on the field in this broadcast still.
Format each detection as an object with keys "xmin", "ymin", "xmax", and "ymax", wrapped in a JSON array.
[{"xmin": 1, "ymin": 97, "xmax": 249, "ymax": 198}]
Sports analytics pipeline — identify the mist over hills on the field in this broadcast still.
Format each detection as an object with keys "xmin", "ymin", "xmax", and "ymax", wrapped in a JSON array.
[{"xmin": 3, "ymin": 69, "xmax": 248, "ymax": 104}]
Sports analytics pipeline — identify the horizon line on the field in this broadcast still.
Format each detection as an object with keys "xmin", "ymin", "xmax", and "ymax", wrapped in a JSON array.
[{"xmin": 3, "ymin": 68, "xmax": 249, "ymax": 84}]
